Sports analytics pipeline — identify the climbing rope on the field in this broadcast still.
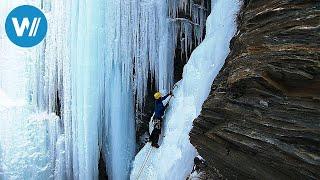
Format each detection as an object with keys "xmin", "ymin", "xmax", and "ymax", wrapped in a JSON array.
[
  {"xmin": 136, "ymin": 87, "xmax": 177, "ymax": 180},
  {"xmin": 136, "ymin": 144, "xmax": 153, "ymax": 180}
]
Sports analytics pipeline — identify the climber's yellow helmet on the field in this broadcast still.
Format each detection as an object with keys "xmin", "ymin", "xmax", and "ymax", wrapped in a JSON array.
[{"xmin": 154, "ymin": 92, "xmax": 162, "ymax": 100}]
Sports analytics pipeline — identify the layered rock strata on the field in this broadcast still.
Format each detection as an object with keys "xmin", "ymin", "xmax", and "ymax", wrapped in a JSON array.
[{"xmin": 190, "ymin": 0, "xmax": 320, "ymax": 179}]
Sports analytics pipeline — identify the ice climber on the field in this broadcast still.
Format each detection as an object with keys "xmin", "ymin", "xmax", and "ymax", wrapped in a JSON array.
[{"xmin": 149, "ymin": 91, "xmax": 172, "ymax": 148}]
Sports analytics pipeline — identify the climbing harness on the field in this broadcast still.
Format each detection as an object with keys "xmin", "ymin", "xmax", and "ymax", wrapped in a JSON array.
[{"xmin": 136, "ymin": 144, "xmax": 153, "ymax": 180}]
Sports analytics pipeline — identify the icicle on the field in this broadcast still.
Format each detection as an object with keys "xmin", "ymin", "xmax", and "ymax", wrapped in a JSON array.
[{"xmin": 192, "ymin": 3, "xmax": 207, "ymax": 46}]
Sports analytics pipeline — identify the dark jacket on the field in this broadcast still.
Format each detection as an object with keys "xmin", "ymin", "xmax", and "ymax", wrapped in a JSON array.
[{"xmin": 154, "ymin": 94, "xmax": 170, "ymax": 119}]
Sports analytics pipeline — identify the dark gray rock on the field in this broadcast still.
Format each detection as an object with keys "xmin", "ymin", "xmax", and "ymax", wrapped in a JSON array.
[{"xmin": 190, "ymin": 0, "xmax": 320, "ymax": 179}]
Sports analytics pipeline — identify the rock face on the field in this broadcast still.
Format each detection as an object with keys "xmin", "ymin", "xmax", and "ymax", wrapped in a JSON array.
[{"xmin": 190, "ymin": 0, "xmax": 320, "ymax": 179}]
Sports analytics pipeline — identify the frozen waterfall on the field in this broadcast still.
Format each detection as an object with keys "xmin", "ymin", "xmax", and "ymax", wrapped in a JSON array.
[
  {"xmin": 130, "ymin": 0, "xmax": 241, "ymax": 179},
  {"xmin": 0, "ymin": 0, "xmax": 210, "ymax": 179}
]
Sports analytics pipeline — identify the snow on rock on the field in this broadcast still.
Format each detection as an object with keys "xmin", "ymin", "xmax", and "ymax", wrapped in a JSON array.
[
  {"xmin": 188, "ymin": 170, "xmax": 204, "ymax": 180},
  {"xmin": 130, "ymin": 0, "xmax": 241, "ymax": 179}
]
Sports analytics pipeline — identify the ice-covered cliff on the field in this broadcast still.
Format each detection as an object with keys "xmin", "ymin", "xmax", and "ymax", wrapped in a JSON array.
[
  {"xmin": 130, "ymin": 0, "xmax": 241, "ymax": 179},
  {"xmin": 0, "ymin": 0, "xmax": 211, "ymax": 179}
]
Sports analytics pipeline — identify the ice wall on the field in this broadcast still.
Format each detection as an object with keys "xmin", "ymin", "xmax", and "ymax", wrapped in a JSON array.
[
  {"xmin": 130, "ymin": 0, "xmax": 175, "ymax": 120},
  {"xmin": 168, "ymin": 0, "xmax": 210, "ymax": 58},
  {"xmin": 130, "ymin": 0, "xmax": 241, "ymax": 179},
  {"xmin": 0, "ymin": 1, "xmax": 45, "ymax": 179},
  {"xmin": 103, "ymin": 1, "xmax": 175, "ymax": 178},
  {"xmin": 69, "ymin": 0, "xmax": 106, "ymax": 179},
  {"xmin": 1, "ymin": 0, "xmax": 212, "ymax": 179},
  {"xmin": 0, "ymin": 0, "xmax": 69, "ymax": 179}
]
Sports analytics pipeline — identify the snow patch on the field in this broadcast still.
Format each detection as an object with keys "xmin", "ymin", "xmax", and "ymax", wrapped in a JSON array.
[{"xmin": 188, "ymin": 171, "xmax": 204, "ymax": 180}]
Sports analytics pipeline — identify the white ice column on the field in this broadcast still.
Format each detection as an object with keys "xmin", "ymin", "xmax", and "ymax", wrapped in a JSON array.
[
  {"xmin": 70, "ymin": 0, "xmax": 106, "ymax": 179},
  {"xmin": 103, "ymin": 1, "xmax": 136, "ymax": 179}
]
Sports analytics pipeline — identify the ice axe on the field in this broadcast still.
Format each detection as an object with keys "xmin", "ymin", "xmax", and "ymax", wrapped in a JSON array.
[
  {"xmin": 167, "ymin": 84, "xmax": 178, "ymax": 103},
  {"xmin": 170, "ymin": 84, "xmax": 179, "ymax": 96}
]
